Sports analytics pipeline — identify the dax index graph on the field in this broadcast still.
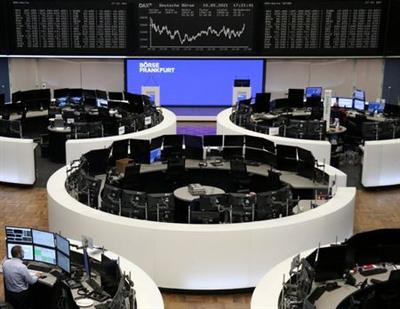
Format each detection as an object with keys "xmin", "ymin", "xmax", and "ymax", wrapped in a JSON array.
[{"xmin": 136, "ymin": 1, "xmax": 255, "ymax": 53}]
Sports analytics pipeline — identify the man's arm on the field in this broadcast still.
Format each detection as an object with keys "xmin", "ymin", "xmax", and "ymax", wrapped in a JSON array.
[{"xmin": 21, "ymin": 266, "xmax": 39, "ymax": 285}]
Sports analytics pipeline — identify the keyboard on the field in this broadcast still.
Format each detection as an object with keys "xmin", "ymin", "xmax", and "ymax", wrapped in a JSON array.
[
  {"xmin": 359, "ymin": 267, "xmax": 388, "ymax": 276},
  {"xmin": 28, "ymin": 264, "xmax": 52, "ymax": 272}
]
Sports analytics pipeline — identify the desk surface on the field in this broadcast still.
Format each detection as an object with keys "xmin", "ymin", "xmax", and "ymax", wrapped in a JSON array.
[
  {"xmin": 174, "ymin": 185, "xmax": 225, "ymax": 202},
  {"xmin": 139, "ymin": 159, "xmax": 327, "ymax": 190}
]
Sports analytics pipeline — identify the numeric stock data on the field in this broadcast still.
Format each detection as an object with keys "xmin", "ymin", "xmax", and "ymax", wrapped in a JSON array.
[
  {"xmin": 9, "ymin": 0, "xmax": 129, "ymax": 55},
  {"xmin": 263, "ymin": 0, "xmax": 385, "ymax": 56},
  {"xmin": 136, "ymin": 1, "xmax": 255, "ymax": 53}
]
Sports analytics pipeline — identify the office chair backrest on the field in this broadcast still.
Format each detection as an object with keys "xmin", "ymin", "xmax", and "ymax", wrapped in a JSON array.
[
  {"xmin": 230, "ymin": 159, "xmax": 247, "ymax": 175},
  {"xmin": 121, "ymin": 189, "xmax": 146, "ymax": 208},
  {"xmin": 102, "ymin": 184, "xmax": 121, "ymax": 202}
]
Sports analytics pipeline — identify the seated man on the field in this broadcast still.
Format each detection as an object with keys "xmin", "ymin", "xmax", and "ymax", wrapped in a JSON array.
[{"xmin": 2, "ymin": 245, "xmax": 42, "ymax": 309}]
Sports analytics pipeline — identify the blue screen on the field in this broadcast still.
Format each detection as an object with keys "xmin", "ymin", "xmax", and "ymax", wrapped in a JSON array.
[
  {"xmin": 306, "ymin": 87, "xmax": 322, "ymax": 98},
  {"xmin": 126, "ymin": 59, "xmax": 264, "ymax": 106}
]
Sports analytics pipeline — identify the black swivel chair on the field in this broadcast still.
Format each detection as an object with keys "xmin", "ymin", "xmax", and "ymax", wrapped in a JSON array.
[
  {"xmin": 120, "ymin": 164, "xmax": 141, "ymax": 189},
  {"xmin": 77, "ymin": 175, "xmax": 101, "ymax": 209},
  {"xmin": 121, "ymin": 190, "xmax": 147, "ymax": 219},
  {"xmin": 101, "ymin": 184, "xmax": 121, "ymax": 215},
  {"xmin": 165, "ymin": 157, "xmax": 186, "ymax": 188},
  {"xmin": 230, "ymin": 159, "xmax": 251, "ymax": 192}
]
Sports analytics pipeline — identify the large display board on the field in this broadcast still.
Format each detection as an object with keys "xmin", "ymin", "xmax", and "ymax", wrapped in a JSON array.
[
  {"xmin": 8, "ymin": 0, "xmax": 130, "ymax": 55},
  {"xmin": 125, "ymin": 59, "xmax": 264, "ymax": 106},
  {"xmin": 135, "ymin": 1, "xmax": 255, "ymax": 54},
  {"xmin": 262, "ymin": 0, "xmax": 386, "ymax": 56},
  {"xmin": 1, "ymin": 0, "xmax": 400, "ymax": 56}
]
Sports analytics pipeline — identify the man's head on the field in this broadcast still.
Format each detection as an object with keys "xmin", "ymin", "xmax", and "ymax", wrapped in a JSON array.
[{"xmin": 11, "ymin": 245, "xmax": 24, "ymax": 259}]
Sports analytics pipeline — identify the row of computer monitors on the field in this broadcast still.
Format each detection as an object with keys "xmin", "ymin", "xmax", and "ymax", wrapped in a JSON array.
[
  {"xmin": 82, "ymin": 135, "xmax": 315, "ymax": 176},
  {"xmin": 2, "ymin": 88, "xmax": 150, "ymax": 112},
  {"xmin": 5, "ymin": 226, "xmax": 71, "ymax": 274}
]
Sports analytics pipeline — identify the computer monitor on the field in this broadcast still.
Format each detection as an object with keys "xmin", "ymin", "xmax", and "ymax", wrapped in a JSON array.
[
  {"xmin": 353, "ymin": 99, "xmax": 365, "ymax": 111},
  {"xmin": 314, "ymin": 245, "xmax": 349, "ymax": 282},
  {"xmin": 34, "ymin": 245, "xmax": 57, "ymax": 265},
  {"xmin": 96, "ymin": 98, "xmax": 108, "ymax": 108},
  {"xmin": 305, "ymin": 87, "xmax": 322, "ymax": 99},
  {"xmin": 368, "ymin": 102, "xmax": 385, "ymax": 113},
  {"xmin": 337, "ymin": 97, "xmax": 353, "ymax": 109},
  {"xmin": 53, "ymin": 88, "xmax": 69, "ymax": 100},
  {"xmin": 184, "ymin": 135, "xmax": 203, "ymax": 160},
  {"xmin": 100, "ymin": 254, "xmax": 121, "ymax": 297},
  {"xmin": 203, "ymin": 135, "xmax": 223, "ymax": 147},
  {"xmin": 384, "ymin": 103, "xmax": 400, "ymax": 116},
  {"xmin": 56, "ymin": 234, "xmax": 70, "ymax": 256},
  {"xmin": 7, "ymin": 243, "xmax": 34, "ymax": 260},
  {"xmin": 125, "ymin": 92, "xmax": 144, "ymax": 114},
  {"xmin": 57, "ymin": 251, "xmax": 71, "ymax": 273},
  {"xmin": 5, "ymin": 226, "xmax": 33, "ymax": 243},
  {"xmin": 68, "ymin": 88, "xmax": 83, "ymax": 105},
  {"xmin": 108, "ymin": 92, "xmax": 124, "ymax": 101},
  {"xmin": 288, "ymin": 88, "xmax": 305, "ymax": 108},
  {"xmin": 164, "ymin": 135, "xmax": 184, "ymax": 148},
  {"xmin": 32, "ymin": 229, "xmax": 55, "ymax": 248},
  {"xmin": 245, "ymin": 135, "xmax": 265, "ymax": 149},
  {"xmin": 130, "ymin": 139, "xmax": 151, "ymax": 164},
  {"xmin": 96, "ymin": 89, "xmax": 107, "ymax": 100},
  {"xmin": 150, "ymin": 148, "xmax": 162, "ymax": 163},
  {"xmin": 224, "ymin": 135, "xmax": 244, "ymax": 147},
  {"xmin": 353, "ymin": 89, "xmax": 365, "ymax": 101},
  {"xmin": 0, "ymin": 93, "xmax": 5, "ymax": 106},
  {"xmin": 254, "ymin": 93, "xmax": 271, "ymax": 113}
]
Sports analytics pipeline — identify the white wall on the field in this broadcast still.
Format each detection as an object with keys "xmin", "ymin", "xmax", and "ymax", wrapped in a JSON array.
[
  {"xmin": 9, "ymin": 58, "xmax": 124, "ymax": 93},
  {"xmin": 8, "ymin": 57, "xmax": 384, "ymax": 101},
  {"xmin": 266, "ymin": 58, "xmax": 384, "ymax": 101}
]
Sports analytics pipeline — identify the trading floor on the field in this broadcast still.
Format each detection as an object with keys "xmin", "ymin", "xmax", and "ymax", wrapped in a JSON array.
[{"xmin": 1, "ymin": 122, "xmax": 400, "ymax": 309}]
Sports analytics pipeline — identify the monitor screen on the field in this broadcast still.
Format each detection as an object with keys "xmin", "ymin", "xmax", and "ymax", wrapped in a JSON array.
[
  {"xmin": 331, "ymin": 97, "xmax": 338, "ymax": 107},
  {"xmin": 306, "ymin": 87, "xmax": 322, "ymax": 98},
  {"xmin": 57, "ymin": 251, "xmax": 71, "ymax": 273},
  {"xmin": 56, "ymin": 234, "xmax": 70, "ymax": 256},
  {"xmin": 6, "ymin": 226, "xmax": 33, "ymax": 243},
  {"xmin": 32, "ymin": 229, "xmax": 55, "ymax": 248},
  {"xmin": 224, "ymin": 135, "xmax": 244, "ymax": 147},
  {"xmin": 203, "ymin": 135, "xmax": 223, "ymax": 147},
  {"xmin": 126, "ymin": 59, "xmax": 264, "ymax": 106},
  {"xmin": 337, "ymin": 97, "xmax": 353, "ymax": 109},
  {"xmin": 96, "ymin": 98, "xmax": 108, "ymax": 108},
  {"xmin": 368, "ymin": 102, "xmax": 385, "ymax": 113},
  {"xmin": 7, "ymin": 243, "xmax": 34, "ymax": 260},
  {"xmin": 353, "ymin": 89, "xmax": 365, "ymax": 101},
  {"xmin": 34, "ymin": 245, "xmax": 56, "ymax": 265},
  {"xmin": 150, "ymin": 148, "xmax": 162, "ymax": 163},
  {"xmin": 353, "ymin": 99, "xmax": 365, "ymax": 111}
]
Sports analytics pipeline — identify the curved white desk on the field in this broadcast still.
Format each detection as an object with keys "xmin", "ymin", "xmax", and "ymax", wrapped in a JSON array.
[
  {"xmin": 362, "ymin": 139, "xmax": 400, "ymax": 187},
  {"xmin": 68, "ymin": 239, "xmax": 164, "ymax": 309},
  {"xmin": 217, "ymin": 108, "xmax": 332, "ymax": 164},
  {"xmin": 48, "ymin": 166, "xmax": 355, "ymax": 290},
  {"xmin": 65, "ymin": 108, "xmax": 176, "ymax": 164},
  {"xmin": 251, "ymin": 250, "xmax": 314, "ymax": 309},
  {"xmin": 0, "ymin": 136, "xmax": 37, "ymax": 185}
]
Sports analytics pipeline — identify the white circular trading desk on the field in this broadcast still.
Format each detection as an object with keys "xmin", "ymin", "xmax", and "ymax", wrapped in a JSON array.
[
  {"xmin": 68, "ymin": 239, "xmax": 164, "ymax": 309},
  {"xmin": 216, "ymin": 108, "xmax": 332, "ymax": 164},
  {"xmin": 251, "ymin": 250, "xmax": 314, "ymax": 309},
  {"xmin": 48, "ymin": 166, "xmax": 355, "ymax": 290},
  {"xmin": 65, "ymin": 108, "xmax": 177, "ymax": 164},
  {"xmin": 173, "ymin": 185, "xmax": 225, "ymax": 202}
]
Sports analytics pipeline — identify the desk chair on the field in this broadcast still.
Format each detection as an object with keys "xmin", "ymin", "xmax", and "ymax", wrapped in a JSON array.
[
  {"xmin": 77, "ymin": 175, "xmax": 101, "ymax": 209},
  {"xmin": 230, "ymin": 159, "xmax": 251, "ymax": 192},
  {"xmin": 165, "ymin": 157, "xmax": 186, "ymax": 187},
  {"xmin": 147, "ymin": 193, "xmax": 174, "ymax": 222},
  {"xmin": 229, "ymin": 193, "xmax": 256, "ymax": 223},
  {"xmin": 101, "ymin": 184, "xmax": 121, "ymax": 215},
  {"xmin": 121, "ymin": 189, "xmax": 147, "ymax": 219},
  {"xmin": 120, "ymin": 164, "xmax": 141, "ymax": 189}
]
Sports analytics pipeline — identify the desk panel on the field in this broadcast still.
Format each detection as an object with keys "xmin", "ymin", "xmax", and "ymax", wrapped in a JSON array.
[
  {"xmin": 362, "ymin": 139, "xmax": 400, "ymax": 187},
  {"xmin": 0, "ymin": 136, "xmax": 37, "ymax": 185}
]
